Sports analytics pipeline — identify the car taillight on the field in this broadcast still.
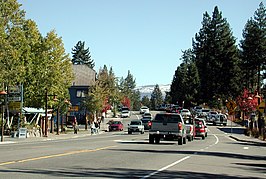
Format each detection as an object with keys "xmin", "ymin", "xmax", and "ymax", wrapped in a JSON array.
[
  {"xmin": 190, "ymin": 126, "xmax": 192, "ymax": 131},
  {"xmin": 178, "ymin": 123, "xmax": 182, "ymax": 130},
  {"xmin": 200, "ymin": 128, "xmax": 205, "ymax": 132},
  {"xmin": 148, "ymin": 121, "xmax": 152, "ymax": 127}
]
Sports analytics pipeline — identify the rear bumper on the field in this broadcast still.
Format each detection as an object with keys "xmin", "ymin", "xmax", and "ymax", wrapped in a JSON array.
[
  {"xmin": 195, "ymin": 132, "xmax": 205, "ymax": 137},
  {"xmin": 149, "ymin": 131, "xmax": 184, "ymax": 139}
]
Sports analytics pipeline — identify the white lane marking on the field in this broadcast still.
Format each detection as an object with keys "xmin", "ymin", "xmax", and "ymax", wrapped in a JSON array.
[
  {"xmin": 243, "ymin": 147, "xmax": 249, "ymax": 150},
  {"xmin": 141, "ymin": 156, "xmax": 191, "ymax": 179},
  {"xmin": 214, "ymin": 134, "xmax": 219, "ymax": 145}
]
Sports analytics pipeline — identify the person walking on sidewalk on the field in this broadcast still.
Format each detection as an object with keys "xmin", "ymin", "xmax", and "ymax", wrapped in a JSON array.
[{"xmin": 72, "ymin": 117, "xmax": 78, "ymax": 134}]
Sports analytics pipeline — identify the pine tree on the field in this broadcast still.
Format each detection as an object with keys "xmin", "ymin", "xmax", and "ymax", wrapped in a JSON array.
[
  {"xmin": 170, "ymin": 49, "xmax": 200, "ymax": 107},
  {"xmin": 193, "ymin": 6, "xmax": 241, "ymax": 105},
  {"xmin": 240, "ymin": 2, "xmax": 266, "ymax": 93},
  {"xmin": 150, "ymin": 84, "xmax": 163, "ymax": 110},
  {"xmin": 71, "ymin": 41, "xmax": 95, "ymax": 69},
  {"xmin": 141, "ymin": 95, "xmax": 150, "ymax": 108}
]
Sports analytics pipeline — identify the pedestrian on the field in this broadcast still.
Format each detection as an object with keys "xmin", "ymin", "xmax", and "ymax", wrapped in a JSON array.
[
  {"xmin": 95, "ymin": 121, "xmax": 99, "ymax": 134},
  {"xmin": 72, "ymin": 117, "xmax": 78, "ymax": 134},
  {"xmin": 91, "ymin": 121, "xmax": 96, "ymax": 135}
]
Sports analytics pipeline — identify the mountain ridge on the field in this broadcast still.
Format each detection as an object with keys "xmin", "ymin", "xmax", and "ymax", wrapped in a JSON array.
[{"xmin": 135, "ymin": 84, "xmax": 170, "ymax": 98}]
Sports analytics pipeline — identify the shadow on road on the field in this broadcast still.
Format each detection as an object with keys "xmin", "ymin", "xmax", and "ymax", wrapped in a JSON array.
[
  {"xmin": 109, "ymin": 148, "xmax": 266, "ymax": 161},
  {"xmin": 217, "ymin": 127, "xmax": 245, "ymax": 135},
  {"xmin": 0, "ymin": 167, "xmax": 261, "ymax": 179}
]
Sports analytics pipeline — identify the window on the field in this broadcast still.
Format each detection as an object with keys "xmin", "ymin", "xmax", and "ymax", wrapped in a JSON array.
[{"xmin": 76, "ymin": 90, "xmax": 86, "ymax": 98}]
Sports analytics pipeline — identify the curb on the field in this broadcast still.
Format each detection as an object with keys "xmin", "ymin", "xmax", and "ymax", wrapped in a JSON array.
[{"xmin": 229, "ymin": 135, "xmax": 266, "ymax": 146}]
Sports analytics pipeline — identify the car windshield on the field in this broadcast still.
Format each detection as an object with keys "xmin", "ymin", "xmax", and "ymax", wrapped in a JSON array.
[
  {"xmin": 131, "ymin": 121, "xmax": 141, "ymax": 125},
  {"xmin": 154, "ymin": 114, "xmax": 182, "ymax": 123},
  {"xmin": 112, "ymin": 121, "xmax": 121, "ymax": 124}
]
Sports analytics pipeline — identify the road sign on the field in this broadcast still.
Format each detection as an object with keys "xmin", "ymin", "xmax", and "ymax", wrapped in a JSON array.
[
  {"xmin": 226, "ymin": 100, "xmax": 237, "ymax": 112},
  {"xmin": 257, "ymin": 100, "xmax": 265, "ymax": 113}
]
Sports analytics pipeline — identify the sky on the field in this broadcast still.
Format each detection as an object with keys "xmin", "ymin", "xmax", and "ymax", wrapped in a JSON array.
[{"xmin": 17, "ymin": 0, "xmax": 264, "ymax": 87}]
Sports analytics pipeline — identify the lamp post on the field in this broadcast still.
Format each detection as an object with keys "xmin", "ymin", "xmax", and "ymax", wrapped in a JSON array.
[
  {"xmin": 0, "ymin": 90, "xmax": 7, "ymax": 142},
  {"xmin": 43, "ymin": 88, "xmax": 57, "ymax": 137}
]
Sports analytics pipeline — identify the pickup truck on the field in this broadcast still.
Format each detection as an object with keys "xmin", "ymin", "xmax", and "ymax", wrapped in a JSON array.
[{"xmin": 148, "ymin": 113, "xmax": 187, "ymax": 145}]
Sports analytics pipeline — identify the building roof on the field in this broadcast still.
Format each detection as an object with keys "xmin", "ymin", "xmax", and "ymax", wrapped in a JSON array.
[{"xmin": 72, "ymin": 64, "xmax": 96, "ymax": 86}]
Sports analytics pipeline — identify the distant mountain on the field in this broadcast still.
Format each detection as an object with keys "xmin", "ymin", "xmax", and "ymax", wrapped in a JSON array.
[{"xmin": 135, "ymin": 84, "xmax": 170, "ymax": 99}]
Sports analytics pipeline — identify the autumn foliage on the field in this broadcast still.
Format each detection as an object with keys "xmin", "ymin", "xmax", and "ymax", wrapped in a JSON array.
[{"xmin": 236, "ymin": 89, "xmax": 259, "ymax": 113}]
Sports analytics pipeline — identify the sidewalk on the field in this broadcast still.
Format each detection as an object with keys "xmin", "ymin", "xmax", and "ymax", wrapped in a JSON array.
[
  {"xmin": 217, "ymin": 124, "xmax": 266, "ymax": 146},
  {"xmin": 0, "ymin": 117, "xmax": 115, "ymax": 145}
]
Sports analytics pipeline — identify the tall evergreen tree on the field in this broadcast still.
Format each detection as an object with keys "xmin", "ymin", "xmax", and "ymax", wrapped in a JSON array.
[
  {"xmin": 150, "ymin": 84, "xmax": 163, "ymax": 110},
  {"xmin": 141, "ymin": 95, "xmax": 150, "ymax": 108},
  {"xmin": 170, "ymin": 49, "xmax": 200, "ymax": 107},
  {"xmin": 240, "ymin": 2, "xmax": 266, "ymax": 93},
  {"xmin": 120, "ymin": 70, "xmax": 137, "ymax": 109},
  {"xmin": 193, "ymin": 6, "xmax": 241, "ymax": 105},
  {"xmin": 71, "ymin": 41, "xmax": 95, "ymax": 69}
]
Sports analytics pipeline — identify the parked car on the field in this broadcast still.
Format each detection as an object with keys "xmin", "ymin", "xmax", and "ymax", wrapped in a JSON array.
[
  {"xmin": 149, "ymin": 113, "xmax": 187, "ymax": 145},
  {"xmin": 183, "ymin": 116, "xmax": 195, "ymax": 142},
  {"xmin": 194, "ymin": 118, "xmax": 207, "ymax": 139},
  {"xmin": 66, "ymin": 115, "xmax": 77, "ymax": 127},
  {"xmin": 128, "ymin": 120, "xmax": 145, "ymax": 134},
  {"xmin": 140, "ymin": 106, "xmax": 149, "ymax": 114},
  {"xmin": 141, "ymin": 116, "xmax": 152, "ymax": 130},
  {"xmin": 108, "ymin": 121, "xmax": 124, "ymax": 131}
]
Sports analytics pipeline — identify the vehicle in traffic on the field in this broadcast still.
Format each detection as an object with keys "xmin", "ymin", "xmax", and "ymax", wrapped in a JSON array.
[
  {"xmin": 140, "ymin": 106, "xmax": 149, "ymax": 114},
  {"xmin": 108, "ymin": 121, "xmax": 124, "ymax": 131},
  {"xmin": 181, "ymin": 109, "xmax": 191, "ymax": 117},
  {"xmin": 207, "ymin": 111, "xmax": 219, "ymax": 123},
  {"xmin": 121, "ymin": 110, "xmax": 130, "ymax": 118},
  {"xmin": 141, "ymin": 116, "xmax": 152, "ymax": 130},
  {"xmin": 149, "ymin": 113, "xmax": 187, "ymax": 145},
  {"xmin": 183, "ymin": 116, "xmax": 195, "ymax": 142},
  {"xmin": 194, "ymin": 118, "xmax": 207, "ymax": 139},
  {"xmin": 142, "ymin": 112, "xmax": 152, "ymax": 118},
  {"xmin": 121, "ymin": 106, "xmax": 130, "ymax": 118},
  {"xmin": 213, "ymin": 113, "xmax": 227, "ymax": 126},
  {"xmin": 128, "ymin": 120, "xmax": 145, "ymax": 134}
]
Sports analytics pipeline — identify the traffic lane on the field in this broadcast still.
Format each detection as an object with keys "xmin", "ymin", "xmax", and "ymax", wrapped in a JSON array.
[
  {"xmin": 152, "ymin": 126, "xmax": 266, "ymax": 179},
  {"xmin": 0, "ymin": 130, "xmax": 139, "ymax": 165},
  {"xmin": 0, "ymin": 131, "xmax": 218, "ymax": 179}
]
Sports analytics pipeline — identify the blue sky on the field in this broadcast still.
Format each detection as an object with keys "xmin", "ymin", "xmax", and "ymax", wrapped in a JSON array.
[{"xmin": 18, "ymin": 0, "xmax": 264, "ymax": 86}]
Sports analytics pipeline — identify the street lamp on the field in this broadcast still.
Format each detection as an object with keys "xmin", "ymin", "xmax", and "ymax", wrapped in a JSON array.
[{"xmin": 0, "ymin": 90, "xmax": 7, "ymax": 142}]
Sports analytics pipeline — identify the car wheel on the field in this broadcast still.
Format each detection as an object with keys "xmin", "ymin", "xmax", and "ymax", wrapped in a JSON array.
[
  {"xmin": 183, "ymin": 137, "xmax": 187, "ymax": 144},
  {"xmin": 149, "ymin": 135, "xmax": 154, "ymax": 144},
  {"xmin": 128, "ymin": 131, "xmax": 132, "ymax": 134},
  {"xmin": 205, "ymin": 133, "xmax": 207, "ymax": 137},
  {"xmin": 178, "ymin": 138, "xmax": 183, "ymax": 145},
  {"xmin": 202, "ymin": 135, "xmax": 205, "ymax": 140},
  {"xmin": 155, "ymin": 137, "xmax": 160, "ymax": 144},
  {"xmin": 188, "ymin": 136, "xmax": 192, "ymax": 142}
]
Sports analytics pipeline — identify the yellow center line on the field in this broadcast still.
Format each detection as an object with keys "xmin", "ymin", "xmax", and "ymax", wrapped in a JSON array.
[{"xmin": 0, "ymin": 145, "xmax": 116, "ymax": 166}]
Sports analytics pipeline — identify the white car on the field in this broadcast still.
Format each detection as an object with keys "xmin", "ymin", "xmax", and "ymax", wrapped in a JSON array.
[
  {"xmin": 181, "ymin": 109, "xmax": 191, "ymax": 117},
  {"xmin": 121, "ymin": 110, "xmax": 130, "ymax": 118},
  {"xmin": 128, "ymin": 120, "xmax": 144, "ymax": 134},
  {"xmin": 140, "ymin": 106, "xmax": 149, "ymax": 114}
]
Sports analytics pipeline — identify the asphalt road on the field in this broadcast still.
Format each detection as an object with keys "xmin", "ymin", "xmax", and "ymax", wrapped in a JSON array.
[{"xmin": 0, "ymin": 112, "xmax": 265, "ymax": 179}]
